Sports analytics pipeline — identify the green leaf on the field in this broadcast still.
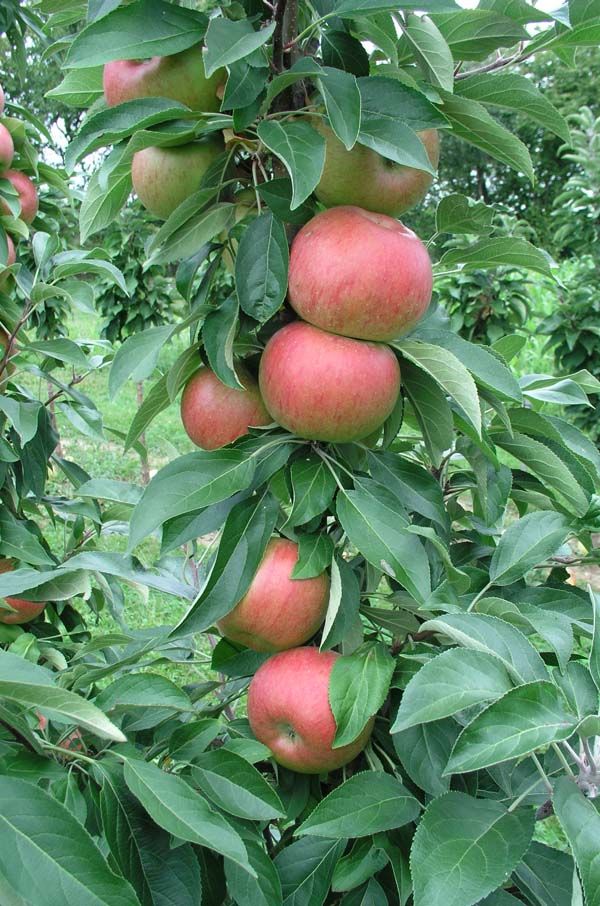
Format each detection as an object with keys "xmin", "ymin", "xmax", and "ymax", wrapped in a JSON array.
[
  {"xmin": 123, "ymin": 758, "xmax": 253, "ymax": 873},
  {"xmin": 266, "ymin": 58, "xmax": 324, "ymax": 107},
  {"xmin": 334, "ymin": 0, "xmax": 459, "ymax": 18},
  {"xmin": 203, "ymin": 296, "xmax": 243, "ymax": 390},
  {"xmin": 341, "ymin": 878, "xmax": 388, "ymax": 905},
  {"xmin": 446, "ymin": 681, "xmax": 578, "ymax": 773},
  {"xmin": 129, "ymin": 449, "xmax": 255, "ymax": 548},
  {"xmin": 391, "ymin": 648, "xmax": 513, "ymax": 733},
  {"xmin": 489, "ymin": 511, "xmax": 571, "ymax": 586},
  {"xmin": 553, "ymin": 777, "xmax": 600, "ymax": 906},
  {"xmin": 287, "ymin": 454, "xmax": 337, "ymax": 528},
  {"xmin": 435, "ymin": 193, "xmax": 495, "ymax": 235},
  {"xmin": 402, "ymin": 359, "xmax": 454, "ymax": 467},
  {"xmin": 455, "ymin": 71, "xmax": 570, "ymax": 142},
  {"xmin": 98, "ymin": 763, "xmax": 202, "ymax": 906},
  {"xmin": 0, "ymin": 650, "xmax": 126, "ymax": 742},
  {"xmin": 46, "ymin": 65, "xmax": 104, "ymax": 107},
  {"xmin": 235, "ymin": 212, "xmax": 289, "ymax": 322},
  {"xmin": 513, "ymin": 840, "xmax": 576, "ymax": 906},
  {"xmin": 394, "ymin": 338, "xmax": 481, "ymax": 436},
  {"xmin": 192, "ymin": 748, "xmax": 285, "ymax": 820},
  {"xmin": 413, "ymin": 328, "xmax": 522, "ymax": 403},
  {"xmin": 66, "ymin": 98, "xmax": 189, "ymax": 170},
  {"xmin": 440, "ymin": 91, "xmax": 534, "ymax": 182},
  {"xmin": 320, "ymin": 555, "xmax": 362, "ymax": 650},
  {"xmin": 410, "ymin": 792, "xmax": 534, "ymax": 906},
  {"xmin": 257, "ymin": 120, "xmax": 325, "ymax": 210},
  {"xmin": 357, "ymin": 77, "xmax": 443, "ymax": 169},
  {"xmin": 419, "ymin": 613, "xmax": 548, "ymax": 684},
  {"xmin": 367, "ymin": 451, "xmax": 448, "ymax": 529},
  {"xmin": 275, "ymin": 838, "xmax": 346, "ymax": 906},
  {"xmin": 292, "ymin": 533, "xmax": 333, "ymax": 579},
  {"xmin": 124, "ymin": 373, "xmax": 169, "ymax": 451},
  {"xmin": 393, "ymin": 718, "xmax": 460, "ymax": 797},
  {"xmin": 439, "ymin": 237, "xmax": 554, "ymax": 276},
  {"xmin": 0, "ymin": 777, "xmax": 140, "ymax": 906},
  {"xmin": 431, "ymin": 9, "xmax": 528, "ymax": 60},
  {"xmin": 203, "ymin": 17, "xmax": 275, "ymax": 77},
  {"xmin": 109, "ymin": 325, "xmax": 172, "ymax": 398},
  {"xmin": 403, "ymin": 14, "xmax": 454, "ymax": 92},
  {"xmin": 257, "ymin": 177, "xmax": 318, "ymax": 226},
  {"xmin": 336, "ymin": 484, "xmax": 431, "ymax": 604},
  {"xmin": 319, "ymin": 67, "xmax": 361, "ymax": 150},
  {"xmin": 590, "ymin": 589, "xmax": 600, "ymax": 693},
  {"xmin": 222, "ymin": 60, "xmax": 267, "ymax": 110},
  {"xmin": 226, "ymin": 837, "xmax": 284, "ymax": 906},
  {"xmin": 330, "ymin": 642, "xmax": 395, "ymax": 746},
  {"xmin": 79, "ymin": 147, "xmax": 131, "ymax": 242},
  {"xmin": 146, "ymin": 201, "xmax": 235, "ymax": 266},
  {"xmin": 493, "ymin": 431, "xmax": 590, "ymax": 516},
  {"xmin": 322, "ymin": 30, "xmax": 370, "ymax": 77},
  {"xmin": 65, "ymin": 0, "xmax": 207, "ymax": 68},
  {"xmin": 297, "ymin": 772, "xmax": 420, "ymax": 838},
  {"xmin": 171, "ymin": 490, "xmax": 278, "ymax": 636},
  {"xmin": 95, "ymin": 672, "xmax": 191, "ymax": 716}
]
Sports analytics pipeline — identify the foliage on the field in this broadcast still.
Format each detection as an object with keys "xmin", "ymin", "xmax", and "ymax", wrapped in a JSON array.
[
  {"xmin": 551, "ymin": 106, "xmax": 600, "ymax": 257},
  {"xmin": 2, "ymin": 1, "xmax": 600, "ymax": 905}
]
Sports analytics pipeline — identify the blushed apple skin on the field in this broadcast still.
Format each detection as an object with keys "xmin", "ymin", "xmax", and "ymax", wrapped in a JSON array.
[
  {"xmin": 1, "ymin": 170, "xmax": 38, "ymax": 224},
  {"xmin": 248, "ymin": 647, "xmax": 374, "ymax": 773},
  {"xmin": 315, "ymin": 124, "xmax": 440, "ymax": 217},
  {"xmin": 0, "ymin": 559, "xmax": 46, "ymax": 625},
  {"xmin": 103, "ymin": 46, "xmax": 224, "ymax": 111},
  {"xmin": 259, "ymin": 322, "xmax": 401, "ymax": 442},
  {"xmin": 131, "ymin": 139, "xmax": 223, "ymax": 219},
  {"xmin": 180, "ymin": 365, "xmax": 271, "ymax": 450},
  {"xmin": 0, "ymin": 124, "xmax": 14, "ymax": 170},
  {"xmin": 217, "ymin": 538, "xmax": 330, "ymax": 652},
  {"xmin": 288, "ymin": 206, "xmax": 433, "ymax": 342}
]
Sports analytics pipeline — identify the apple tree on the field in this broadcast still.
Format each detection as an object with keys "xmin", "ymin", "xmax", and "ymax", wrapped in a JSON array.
[{"xmin": 3, "ymin": 1, "xmax": 600, "ymax": 904}]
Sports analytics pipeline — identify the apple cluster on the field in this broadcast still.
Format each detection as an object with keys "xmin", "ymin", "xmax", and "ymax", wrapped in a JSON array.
[
  {"xmin": 87, "ymin": 50, "xmax": 435, "ymax": 773},
  {"xmin": 0, "ymin": 84, "xmax": 45, "ymax": 627}
]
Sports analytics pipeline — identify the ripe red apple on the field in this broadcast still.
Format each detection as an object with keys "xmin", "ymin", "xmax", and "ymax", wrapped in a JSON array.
[
  {"xmin": 0, "ymin": 124, "xmax": 14, "ymax": 171},
  {"xmin": 1, "ymin": 170, "xmax": 38, "ymax": 224},
  {"xmin": 259, "ymin": 321, "xmax": 401, "ymax": 442},
  {"xmin": 131, "ymin": 138, "xmax": 223, "ymax": 219},
  {"xmin": 288, "ymin": 206, "xmax": 432, "ymax": 342},
  {"xmin": 248, "ymin": 647, "xmax": 374, "ymax": 773},
  {"xmin": 104, "ymin": 46, "xmax": 224, "ymax": 111},
  {"xmin": 0, "ymin": 234, "xmax": 16, "ymax": 287},
  {"xmin": 0, "ymin": 559, "xmax": 46, "ymax": 625},
  {"xmin": 217, "ymin": 538, "xmax": 330, "ymax": 652},
  {"xmin": 181, "ymin": 365, "xmax": 271, "ymax": 450},
  {"xmin": 315, "ymin": 124, "xmax": 440, "ymax": 217}
]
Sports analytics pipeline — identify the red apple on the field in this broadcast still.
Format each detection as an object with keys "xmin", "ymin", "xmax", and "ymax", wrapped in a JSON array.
[
  {"xmin": 181, "ymin": 365, "xmax": 271, "ymax": 450},
  {"xmin": 0, "ymin": 124, "xmax": 14, "ymax": 171},
  {"xmin": 259, "ymin": 321, "xmax": 401, "ymax": 442},
  {"xmin": 0, "ymin": 234, "xmax": 16, "ymax": 287},
  {"xmin": 104, "ymin": 46, "xmax": 224, "ymax": 111},
  {"xmin": 288, "ymin": 206, "xmax": 433, "ymax": 342},
  {"xmin": 248, "ymin": 647, "xmax": 374, "ymax": 773},
  {"xmin": 217, "ymin": 538, "xmax": 330, "ymax": 652},
  {"xmin": 131, "ymin": 138, "xmax": 223, "ymax": 219},
  {"xmin": 0, "ymin": 559, "xmax": 46, "ymax": 625},
  {"xmin": 315, "ymin": 124, "xmax": 440, "ymax": 217},
  {"xmin": 1, "ymin": 170, "xmax": 38, "ymax": 224}
]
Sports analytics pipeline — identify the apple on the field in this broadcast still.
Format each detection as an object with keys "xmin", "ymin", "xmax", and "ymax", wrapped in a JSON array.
[
  {"xmin": 1, "ymin": 170, "xmax": 38, "ymax": 224},
  {"xmin": 248, "ymin": 647, "xmax": 374, "ymax": 773},
  {"xmin": 217, "ymin": 538, "xmax": 330, "ymax": 652},
  {"xmin": 259, "ymin": 321, "xmax": 401, "ymax": 442},
  {"xmin": 0, "ymin": 559, "xmax": 46, "ymax": 625},
  {"xmin": 288, "ymin": 206, "xmax": 432, "ymax": 342},
  {"xmin": 0, "ymin": 234, "xmax": 16, "ymax": 287},
  {"xmin": 315, "ymin": 123, "xmax": 440, "ymax": 217},
  {"xmin": 0, "ymin": 124, "xmax": 14, "ymax": 171},
  {"xmin": 181, "ymin": 365, "xmax": 271, "ymax": 450},
  {"xmin": 103, "ymin": 46, "xmax": 224, "ymax": 111},
  {"xmin": 131, "ymin": 138, "xmax": 223, "ymax": 219}
]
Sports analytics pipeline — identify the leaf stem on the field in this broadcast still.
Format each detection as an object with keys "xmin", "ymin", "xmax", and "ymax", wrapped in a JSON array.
[
  {"xmin": 466, "ymin": 580, "xmax": 493, "ymax": 612},
  {"xmin": 552, "ymin": 742, "xmax": 576, "ymax": 777},
  {"xmin": 530, "ymin": 752, "xmax": 553, "ymax": 796}
]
